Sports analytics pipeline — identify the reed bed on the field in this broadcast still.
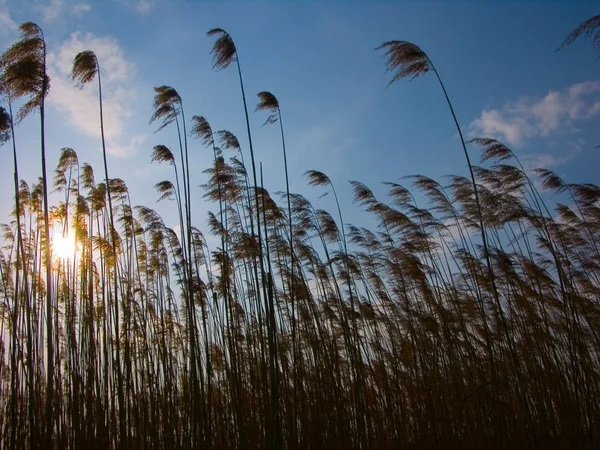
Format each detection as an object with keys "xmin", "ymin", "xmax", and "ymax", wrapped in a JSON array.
[{"xmin": 0, "ymin": 17, "xmax": 599, "ymax": 450}]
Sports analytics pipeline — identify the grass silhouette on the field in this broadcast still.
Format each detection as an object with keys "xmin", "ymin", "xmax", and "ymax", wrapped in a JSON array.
[{"xmin": 0, "ymin": 15, "xmax": 599, "ymax": 450}]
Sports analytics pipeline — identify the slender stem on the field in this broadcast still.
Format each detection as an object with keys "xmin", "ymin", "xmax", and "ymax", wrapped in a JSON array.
[
  {"xmin": 39, "ymin": 34, "xmax": 54, "ymax": 450},
  {"xmin": 278, "ymin": 108, "xmax": 298, "ymax": 446},
  {"xmin": 97, "ymin": 61, "xmax": 127, "ymax": 449},
  {"xmin": 235, "ymin": 48, "xmax": 273, "ymax": 447},
  {"xmin": 8, "ymin": 100, "xmax": 32, "ymax": 450},
  {"xmin": 427, "ymin": 58, "xmax": 503, "ymax": 322}
]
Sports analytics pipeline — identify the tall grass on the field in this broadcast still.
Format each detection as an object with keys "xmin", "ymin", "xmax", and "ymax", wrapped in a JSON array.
[{"xmin": 0, "ymin": 18, "xmax": 599, "ymax": 450}]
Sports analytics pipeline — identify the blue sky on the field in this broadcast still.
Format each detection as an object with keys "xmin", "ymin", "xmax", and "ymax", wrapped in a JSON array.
[{"xmin": 0, "ymin": 0, "xmax": 599, "ymax": 237}]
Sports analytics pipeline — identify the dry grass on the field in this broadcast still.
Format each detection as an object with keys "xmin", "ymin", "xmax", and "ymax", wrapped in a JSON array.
[{"xmin": 0, "ymin": 17, "xmax": 599, "ymax": 450}]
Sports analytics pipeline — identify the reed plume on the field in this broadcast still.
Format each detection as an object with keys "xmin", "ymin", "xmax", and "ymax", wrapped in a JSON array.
[{"xmin": 558, "ymin": 14, "xmax": 600, "ymax": 53}]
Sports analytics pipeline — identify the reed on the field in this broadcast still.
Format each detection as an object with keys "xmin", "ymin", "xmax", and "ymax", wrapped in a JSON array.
[{"xmin": 0, "ymin": 16, "xmax": 598, "ymax": 450}]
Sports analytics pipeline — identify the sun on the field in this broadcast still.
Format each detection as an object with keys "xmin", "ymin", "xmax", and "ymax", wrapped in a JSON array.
[{"xmin": 52, "ymin": 231, "xmax": 77, "ymax": 260}]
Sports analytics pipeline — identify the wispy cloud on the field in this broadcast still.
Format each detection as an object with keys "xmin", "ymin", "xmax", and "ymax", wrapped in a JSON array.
[
  {"xmin": 520, "ymin": 138, "xmax": 586, "ymax": 171},
  {"xmin": 35, "ymin": 0, "xmax": 65, "ymax": 22},
  {"xmin": 112, "ymin": 134, "xmax": 147, "ymax": 158},
  {"xmin": 72, "ymin": 3, "xmax": 91, "ymax": 15},
  {"xmin": 469, "ymin": 80, "xmax": 600, "ymax": 147},
  {"xmin": 47, "ymin": 32, "xmax": 145, "ymax": 157},
  {"xmin": 30, "ymin": 0, "xmax": 91, "ymax": 22},
  {"xmin": 0, "ymin": 5, "xmax": 17, "ymax": 37}
]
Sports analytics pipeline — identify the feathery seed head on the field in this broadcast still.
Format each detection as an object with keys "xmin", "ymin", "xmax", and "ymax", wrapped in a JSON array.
[
  {"xmin": 382, "ymin": 182, "xmax": 413, "ymax": 206},
  {"xmin": 190, "ymin": 116, "xmax": 214, "ymax": 146},
  {"xmin": 376, "ymin": 40, "xmax": 432, "ymax": 85},
  {"xmin": 81, "ymin": 163, "xmax": 95, "ymax": 189},
  {"xmin": 305, "ymin": 170, "xmax": 331, "ymax": 187},
  {"xmin": 533, "ymin": 168, "xmax": 566, "ymax": 192},
  {"xmin": 558, "ymin": 15, "xmax": 600, "ymax": 52},
  {"xmin": 256, "ymin": 91, "xmax": 279, "ymax": 111},
  {"xmin": 207, "ymin": 28, "xmax": 237, "ymax": 70},
  {"xmin": 151, "ymin": 145, "xmax": 175, "ymax": 165},
  {"xmin": 256, "ymin": 91, "xmax": 280, "ymax": 125},
  {"xmin": 468, "ymin": 137, "xmax": 514, "ymax": 163},
  {"xmin": 217, "ymin": 130, "xmax": 241, "ymax": 152},
  {"xmin": 0, "ymin": 22, "xmax": 48, "ymax": 123},
  {"xmin": 350, "ymin": 181, "xmax": 377, "ymax": 208},
  {"xmin": 153, "ymin": 85, "xmax": 181, "ymax": 106},
  {"xmin": 155, "ymin": 180, "xmax": 175, "ymax": 202},
  {"xmin": 0, "ymin": 106, "xmax": 11, "ymax": 144},
  {"xmin": 150, "ymin": 85, "xmax": 181, "ymax": 131},
  {"xmin": 57, "ymin": 147, "xmax": 79, "ymax": 170},
  {"xmin": 71, "ymin": 50, "xmax": 99, "ymax": 87},
  {"xmin": 20, "ymin": 22, "xmax": 44, "ymax": 39}
]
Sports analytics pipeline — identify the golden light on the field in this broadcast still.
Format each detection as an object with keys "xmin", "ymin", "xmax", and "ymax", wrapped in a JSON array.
[{"xmin": 52, "ymin": 231, "xmax": 77, "ymax": 260}]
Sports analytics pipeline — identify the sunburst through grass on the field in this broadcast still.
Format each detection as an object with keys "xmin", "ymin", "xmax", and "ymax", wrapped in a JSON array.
[
  {"xmin": 51, "ymin": 230, "xmax": 77, "ymax": 260},
  {"xmin": 0, "ymin": 15, "xmax": 599, "ymax": 450}
]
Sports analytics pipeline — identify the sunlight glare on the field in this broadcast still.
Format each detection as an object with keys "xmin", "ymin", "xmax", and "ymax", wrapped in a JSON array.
[{"xmin": 52, "ymin": 232, "xmax": 76, "ymax": 260}]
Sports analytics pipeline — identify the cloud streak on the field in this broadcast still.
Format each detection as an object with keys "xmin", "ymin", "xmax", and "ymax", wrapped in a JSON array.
[
  {"xmin": 30, "ymin": 0, "xmax": 91, "ymax": 22},
  {"xmin": 0, "ymin": 6, "xmax": 17, "ymax": 38},
  {"xmin": 72, "ymin": 3, "xmax": 91, "ymax": 15},
  {"xmin": 469, "ymin": 80, "xmax": 600, "ymax": 147},
  {"xmin": 520, "ymin": 138, "xmax": 586, "ymax": 172}
]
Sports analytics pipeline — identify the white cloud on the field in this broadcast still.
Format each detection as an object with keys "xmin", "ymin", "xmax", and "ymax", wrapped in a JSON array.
[
  {"xmin": 469, "ymin": 80, "xmax": 600, "ymax": 147},
  {"xmin": 47, "ymin": 32, "xmax": 145, "ymax": 157}
]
